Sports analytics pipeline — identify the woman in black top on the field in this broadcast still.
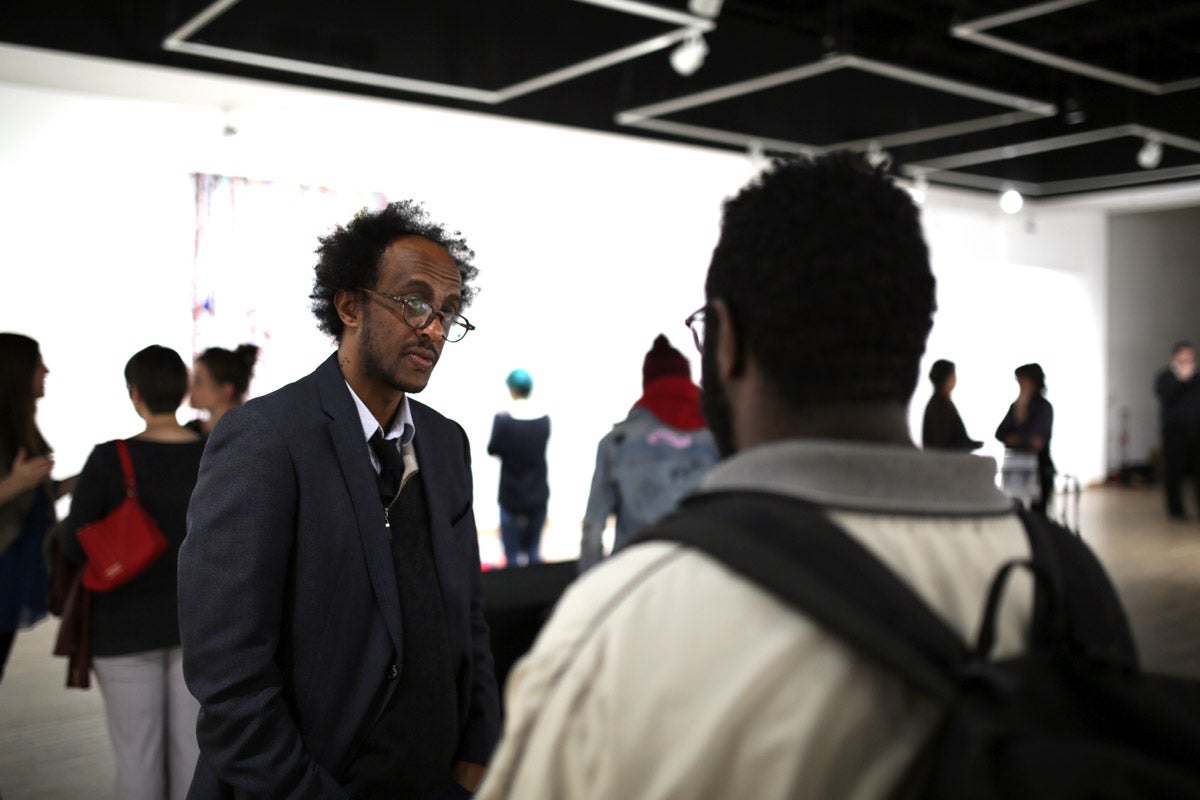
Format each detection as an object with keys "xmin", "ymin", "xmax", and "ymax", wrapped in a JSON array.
[
  {"xmin": 60, "ymin": 345, "xmax": 205, "ymax": 800},
  {"xmin": 996, "ymin": 362, "xmax": 1056, "ymax": 516},
  {"xmin": 921, "ymin": 359, "xmax": 983, "ymax": 451}
]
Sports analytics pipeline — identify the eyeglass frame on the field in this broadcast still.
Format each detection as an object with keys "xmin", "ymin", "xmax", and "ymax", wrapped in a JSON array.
[
  {"xmin": 685, "ymin": 306, "xmax": 706, "ymax": 354},
  {"xmin": 357, "ymin": 288, "xmax": 476, "ymax": 342}
]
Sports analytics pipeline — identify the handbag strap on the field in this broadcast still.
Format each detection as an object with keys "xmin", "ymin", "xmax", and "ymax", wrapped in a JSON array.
[{"xmin": 116, "ymin": 439, "xmax": 138, "ymax": 499}]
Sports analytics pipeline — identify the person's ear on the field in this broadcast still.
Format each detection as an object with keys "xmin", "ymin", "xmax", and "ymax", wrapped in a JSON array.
[
  {"xmin": 710, "ymin": 298, "xmax": 744, "ymax": 382},
  {"xmin": 335, "ymin": 289, "xmax": 362, "ymax": 331}
]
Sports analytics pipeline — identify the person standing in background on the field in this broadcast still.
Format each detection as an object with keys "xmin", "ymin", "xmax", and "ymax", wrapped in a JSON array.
[
  {"xmin": 996, "ymin": 362, "xmax": 1055, "ymax": 516},
  {"xmin": 579, "ymin": 334, "xmax": 718, "ymax": 572},
  {"xmin": 58, "ymin": 345, "xmax": 205, "ymax": 800},
  {"xmin": 1155, "ymin": 341, "xmax": 1200, "ymax": 521},
  {"xmin": 186, "ymin": 343, "xmax": 260, "ymax": 437},
  {"xmin": 487, "ymin": 369, "xmax": 550, "ymax": 567},
  {"xmin": 0, "ymin": 333, "xmax": 76, "ymax": 683},
  {"xmin": 922, "ymin": 359, "xmax": 983, "ymax": 451}
]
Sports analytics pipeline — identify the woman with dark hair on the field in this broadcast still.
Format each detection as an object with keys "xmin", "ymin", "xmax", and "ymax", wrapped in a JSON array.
[
  {"xmin": 59, "ymin": 345, "xmax": 206, "ymax": 800},
  {"xmin": 996, "ymin": 362, "xmax": 1056, "ymax": 515},
  {"xmin": 921, "ymin": 359, "xmax": 983, "ymax": 451},
  {"xmin": 0, "ymin": 333, "xmax": 76, "ymax": 682},
  {"xmin": 187, "ymin": 343, "xmax": 260, "ymax": 436}
]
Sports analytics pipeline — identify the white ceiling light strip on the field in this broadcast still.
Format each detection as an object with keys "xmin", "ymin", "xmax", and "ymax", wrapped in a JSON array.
[
  {"xmin": 163, "ymin": 0, "xmax": 715, "ymax": 106},
  {"xmin": 617, "ymin": 54, "xmax": 1054, "ymax": 154},
  {"xmin": 952, "ymin": 0, "xmax": 1200, "ymax": 95}
]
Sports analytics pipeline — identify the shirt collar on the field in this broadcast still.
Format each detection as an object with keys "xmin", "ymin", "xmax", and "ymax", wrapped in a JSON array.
[
  {"xmin": 345, "ymin": 381, "xmax": 415, "ymax": 446},
  {"xmin": 701, "ymin": 439, "xmax": 1013, "ymax": 516}
]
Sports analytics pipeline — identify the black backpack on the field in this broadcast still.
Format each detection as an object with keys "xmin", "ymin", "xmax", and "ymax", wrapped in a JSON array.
[{"xmin": 635, "ymin": 491, "xmax": 1200, "ymax": 799}]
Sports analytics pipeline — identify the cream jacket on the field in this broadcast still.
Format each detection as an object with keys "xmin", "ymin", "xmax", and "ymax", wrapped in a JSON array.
[{"xmin": 478, "ymin": 440, "xmax": 1032, "ymax": 800}]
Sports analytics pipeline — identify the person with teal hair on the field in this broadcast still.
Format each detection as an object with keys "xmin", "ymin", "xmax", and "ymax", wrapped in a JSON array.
[{"xmin": 488, "ymin": 370, "xmax": 550, "ymax": 567}]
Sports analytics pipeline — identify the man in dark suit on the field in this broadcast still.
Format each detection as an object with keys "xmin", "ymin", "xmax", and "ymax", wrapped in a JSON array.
[
  {"xmin": 178, "ymin": 200, "xmax": 500, "ymax": 799},
  {"xmin": 1155, "ymin": 341, "xmax": 1200, "ymax": 520}
]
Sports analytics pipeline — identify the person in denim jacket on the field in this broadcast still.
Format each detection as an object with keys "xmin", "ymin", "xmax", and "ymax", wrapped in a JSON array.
[{"xmin": 579, "ymin": 335, "xmax": 718, "ymax": 572}]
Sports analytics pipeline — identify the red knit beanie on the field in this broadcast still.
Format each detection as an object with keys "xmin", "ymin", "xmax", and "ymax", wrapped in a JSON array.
[{"xmin": 642, "ymin": 334, "xmax": 691, "ymax": 387}]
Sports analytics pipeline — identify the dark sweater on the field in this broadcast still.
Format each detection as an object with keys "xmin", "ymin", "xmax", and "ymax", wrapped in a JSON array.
[
  {"xmin": 61, "ymin": 438, "xmax": 205, "ymax": 656},
  {"xmin": 922, "ymin": 394, "xmax": 982, "ymax": 451},
  {"xmin": 487, "ymin": 413, "xmax": 550, "ymax": 512}
]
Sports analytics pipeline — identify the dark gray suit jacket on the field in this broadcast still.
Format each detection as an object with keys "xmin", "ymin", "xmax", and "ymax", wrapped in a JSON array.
[{"xmin": 179, "ymin": 353, "xmax": 500, "ymax": 799}]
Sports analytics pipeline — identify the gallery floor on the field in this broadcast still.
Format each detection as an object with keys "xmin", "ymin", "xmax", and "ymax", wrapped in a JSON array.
[{"xmin": 1, "ymin": 485, "xmax": 1198, "ymax": 799}]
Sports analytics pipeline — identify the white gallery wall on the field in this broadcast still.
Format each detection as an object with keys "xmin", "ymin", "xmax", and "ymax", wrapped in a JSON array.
[
  {"xmin": 0, "ymin": 44, "xmax": 1160, "ymax": 549},
  {"xmin": 1107, "ymin": 206, "xmax": 1200, "ymax": 469}
]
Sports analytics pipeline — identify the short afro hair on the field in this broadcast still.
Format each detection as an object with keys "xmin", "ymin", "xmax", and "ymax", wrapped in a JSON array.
[
  {"xmin": 310, "ymin": 200, "xmax": 478, "ymax": 340},
  {"xmin": 705, "ymin": 151, "xmax": 935, "ymax": 407}
]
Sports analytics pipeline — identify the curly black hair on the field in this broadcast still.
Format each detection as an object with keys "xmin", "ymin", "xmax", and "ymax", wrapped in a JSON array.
[
  {"xmin": 310, "ymin": 200, "xmax": 479, "ymax": 340},
  {"xmin": 705, "ymin": 151, "xmax": 936, "ymax": 406}
]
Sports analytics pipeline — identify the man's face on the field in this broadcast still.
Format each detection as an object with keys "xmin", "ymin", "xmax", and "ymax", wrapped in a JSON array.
[
  {"xmin": 699, "ymin": 311, "xmax": 736, "ymax": 458},
  {"xmin": 358, "ymin": 235, "xmax": 462, "ymax": 395},
  {"xmin": 1173, "ymin": 347, "xmax": 1195, "ymax": 376}
]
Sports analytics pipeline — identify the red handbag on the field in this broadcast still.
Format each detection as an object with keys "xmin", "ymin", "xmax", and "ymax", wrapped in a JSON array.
[{"xmin": 77, "ymin": 439, "xmax": 167, "ymax": 592}]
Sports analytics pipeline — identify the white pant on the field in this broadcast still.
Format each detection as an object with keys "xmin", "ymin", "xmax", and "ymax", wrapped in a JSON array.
[{"xmin": 93, "ymin": 647, "xmax": 200, "ymax": 800}]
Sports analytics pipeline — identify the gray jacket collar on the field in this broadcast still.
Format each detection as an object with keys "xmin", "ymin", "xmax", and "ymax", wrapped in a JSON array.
[{"xmin": 701, "ymin": 439, "xmax": 1013, "ymax": 516}]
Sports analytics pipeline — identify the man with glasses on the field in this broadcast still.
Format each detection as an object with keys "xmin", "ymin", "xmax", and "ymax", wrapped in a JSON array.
[
  {"xmin": 179, "ymin": 201, "xmax": 500, "ymax": 799},
  {"xmin": 476, "ymin": 154, "xmax": 1061, "ymax": 799}
]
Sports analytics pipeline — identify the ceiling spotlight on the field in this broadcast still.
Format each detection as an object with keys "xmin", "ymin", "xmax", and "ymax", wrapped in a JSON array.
[
  {"xmin": 1063, "ymin": 97, "xmax": 1086, "ymax": 125},
  {"xmin": 688, "ymin": 0, "xmax": 723, "ymax": 18},
  {"xmin": 1000, "ymin": 187, "xmax": 1024, "ymax": 215},
  {"xmin": 909, "ymin": 174, "xmax": 929, "ymax": 205},
  {"xmin": 670, "ymin": 32, "xmax": 709, "ymax": 77},
  {"xmin": 1137, "ymin": 136, "xmax": 1163, "ymax": 170},
  {"xmin": 865, "ymin": 141, "xmax": 892, "ymax": 170},
  {"xmin": 747, "ymin": 139, "xmax": 767, "ymax": 172}
]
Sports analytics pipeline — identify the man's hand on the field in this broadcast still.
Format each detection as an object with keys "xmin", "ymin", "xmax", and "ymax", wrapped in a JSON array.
[{"xmin": 454, "ymin": 761, "xmax": 487, "ymax": 793}]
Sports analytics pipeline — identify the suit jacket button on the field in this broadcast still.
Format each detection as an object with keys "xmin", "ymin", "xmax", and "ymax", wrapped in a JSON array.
[{"xmin": 387, "ymin": 664, "xmax": 399, "ymax": 681}]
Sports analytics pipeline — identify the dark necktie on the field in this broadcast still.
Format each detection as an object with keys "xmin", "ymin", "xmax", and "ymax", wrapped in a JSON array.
[{"xmin": 369, "ymin": 431, "xmax": 405, "ymax": 505}]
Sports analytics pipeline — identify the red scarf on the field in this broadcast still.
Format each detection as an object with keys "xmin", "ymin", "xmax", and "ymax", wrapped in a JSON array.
[{"xmin": 632, "ymin": 376, "xmax": 707, "ymax": 431}]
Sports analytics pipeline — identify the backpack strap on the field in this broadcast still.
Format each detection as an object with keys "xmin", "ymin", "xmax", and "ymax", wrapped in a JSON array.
[
  {"xmin": 1014, "ymin": 507, "xmax": 1139, "ymax": 669},
  {"xmin": 634, "ymin": 490, "xmax": 967, "ymax": 703}
]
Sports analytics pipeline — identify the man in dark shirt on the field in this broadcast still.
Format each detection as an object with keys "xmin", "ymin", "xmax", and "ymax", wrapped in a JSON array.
[
  {"xmin": 1155, "ymin": 341, "xmax": 1200, "ymax": 521},
  {"xmin": 921, "ymin": 359, "xmax": 983, "ymax": 451}
]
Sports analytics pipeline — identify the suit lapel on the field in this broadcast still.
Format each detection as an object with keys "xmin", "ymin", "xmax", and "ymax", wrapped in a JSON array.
[
  {"xmin": 410, "ymin": 402, "xmax": 459, "ymax": 613},
  {"xmin": 315, "ymin": 355, "xmax": 404, "ymax": 655}
]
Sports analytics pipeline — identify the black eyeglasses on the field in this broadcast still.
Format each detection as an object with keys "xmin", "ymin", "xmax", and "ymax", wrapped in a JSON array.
[
  {"xmin": 685, "ymin": 306, "xmax": 706, "ymax": 353},
  {"xmin": 359, "ymin": 289, "xmax": 476, "ymax": 342}
]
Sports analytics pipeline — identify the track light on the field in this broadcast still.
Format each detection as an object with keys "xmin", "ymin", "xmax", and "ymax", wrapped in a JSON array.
[
  {"xmin": 865, "ymin": 141, "xmax": 892, "ymax": 170},
  {"xmin": 747, "ymin": 139, "xmax": 767, "ymax": 172},
  {"xmin": 688, "ymin": 0, "xmax": 723, "ymax": 18},
  {"xmin": 1137, "ymin": 136, "xmax": 1163, "ymax": 170},
  {"xmin": 909, "ymin": 174, "xmax": 928, "ymax": 205},
  {"xmin": 1063, "ymin": 97, "xmax": 1086, "ymax": 125},
  {"xmin": 670, "ymin": 32, "xmax": 709, "ymax": 77},
  {"xmin": 1000, "ymin": 187, "xmax": 1023, "ymax": 214}
]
